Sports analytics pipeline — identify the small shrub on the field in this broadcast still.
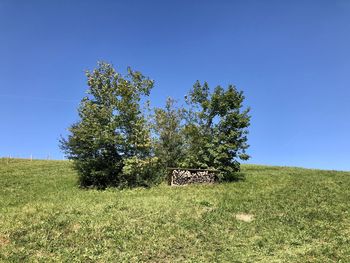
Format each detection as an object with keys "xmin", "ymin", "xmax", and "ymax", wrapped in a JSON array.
[
  {"xmin": 220, "ymin": 171, "xmax": 246, "ymax": 182},
  {"xmin": 122, "ymin": 157, "xmax": 165, "ymax": 188},
  {"xmin": 74, "ymin": 157, "xmax": 123, "ymax": 189}
]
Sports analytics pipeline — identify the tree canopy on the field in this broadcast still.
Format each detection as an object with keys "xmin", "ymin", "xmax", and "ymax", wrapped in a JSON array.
[
  {"xmin": 182, "ymin": 81, "xmax": 250, "ymax": 179},
  {"xmin": 60, "ymin": 62, "xmax": 162, "ymax": 188},
  {"xmin": 60, "ymin": 62, "xmax": 250, "ymax": 188}
]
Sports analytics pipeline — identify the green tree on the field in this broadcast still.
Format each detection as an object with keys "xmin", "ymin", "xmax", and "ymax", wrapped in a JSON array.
[
  {"xmin": 153, "ymin": 97, "xmax": 185, "ymax": 168},
  {"xmin": 60, "ymin": 62, "xmax": 161, "ymax": 188},
  {"xmin": 183, "ymin": 81, "xmax": 250, "ymax": 180}
]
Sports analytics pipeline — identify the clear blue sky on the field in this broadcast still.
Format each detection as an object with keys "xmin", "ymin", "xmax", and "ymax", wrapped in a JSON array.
[{"xmin": 1, "ymin": 0, "xmax": 349, "ymax": 170}]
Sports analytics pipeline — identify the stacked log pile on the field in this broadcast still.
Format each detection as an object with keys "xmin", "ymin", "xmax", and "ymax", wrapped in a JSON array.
[{"xmin": 169, "ymin": 169, "xmax": 218, "ymax": 186}]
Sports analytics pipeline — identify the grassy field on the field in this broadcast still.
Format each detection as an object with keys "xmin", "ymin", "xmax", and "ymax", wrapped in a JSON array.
[{"xmin": 1, "ymin": 159, "xmax": 350, "ymax": 262}]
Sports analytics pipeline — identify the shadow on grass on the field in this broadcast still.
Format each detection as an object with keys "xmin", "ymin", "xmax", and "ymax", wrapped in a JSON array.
[{"xmin": 220, "ymin": 172, "xmax": 246, "ymax": 182}]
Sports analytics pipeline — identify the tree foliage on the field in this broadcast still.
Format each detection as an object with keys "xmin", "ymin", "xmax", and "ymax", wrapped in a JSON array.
[
  {"xmin": 61, "ymin": 62, "xmax": 251, "ymax": 188},
  {"xmin": 181, "ymin": 81, "xmax": 251, "ymax": 180},
  {"xmin": 60, "ymin": 62, "xmax": 162, "ymax": 188},
  {"xmin": 153, "ymin": 97, "xmax": 185, "ymax": 168}
]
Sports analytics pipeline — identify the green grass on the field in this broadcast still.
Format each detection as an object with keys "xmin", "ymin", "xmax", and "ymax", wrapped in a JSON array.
[{"xmin": 1, "ymin": 159, "xmax": 350, "ymax": 262}]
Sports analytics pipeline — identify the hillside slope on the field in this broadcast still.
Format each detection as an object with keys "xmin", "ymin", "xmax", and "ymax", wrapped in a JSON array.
[{"xmin": 1, "ymin": 159, "xmax": 350, "ymax": 262}]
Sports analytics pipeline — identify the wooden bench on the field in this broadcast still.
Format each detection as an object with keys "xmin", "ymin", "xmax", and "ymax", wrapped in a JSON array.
[{"xmin": 167, "ymin": 168, "xmax": 219, "ymax": 186}]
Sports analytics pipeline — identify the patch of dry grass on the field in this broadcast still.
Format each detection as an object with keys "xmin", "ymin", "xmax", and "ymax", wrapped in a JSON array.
[{"xmin": 235, "ymin": 213, "xmax": 254, "ymax": 222}]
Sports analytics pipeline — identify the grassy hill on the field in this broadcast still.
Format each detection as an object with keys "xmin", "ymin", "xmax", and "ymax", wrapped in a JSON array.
[{"xmin": 1, "ymin": 159, "xmax": 350, "ymax": 262}]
